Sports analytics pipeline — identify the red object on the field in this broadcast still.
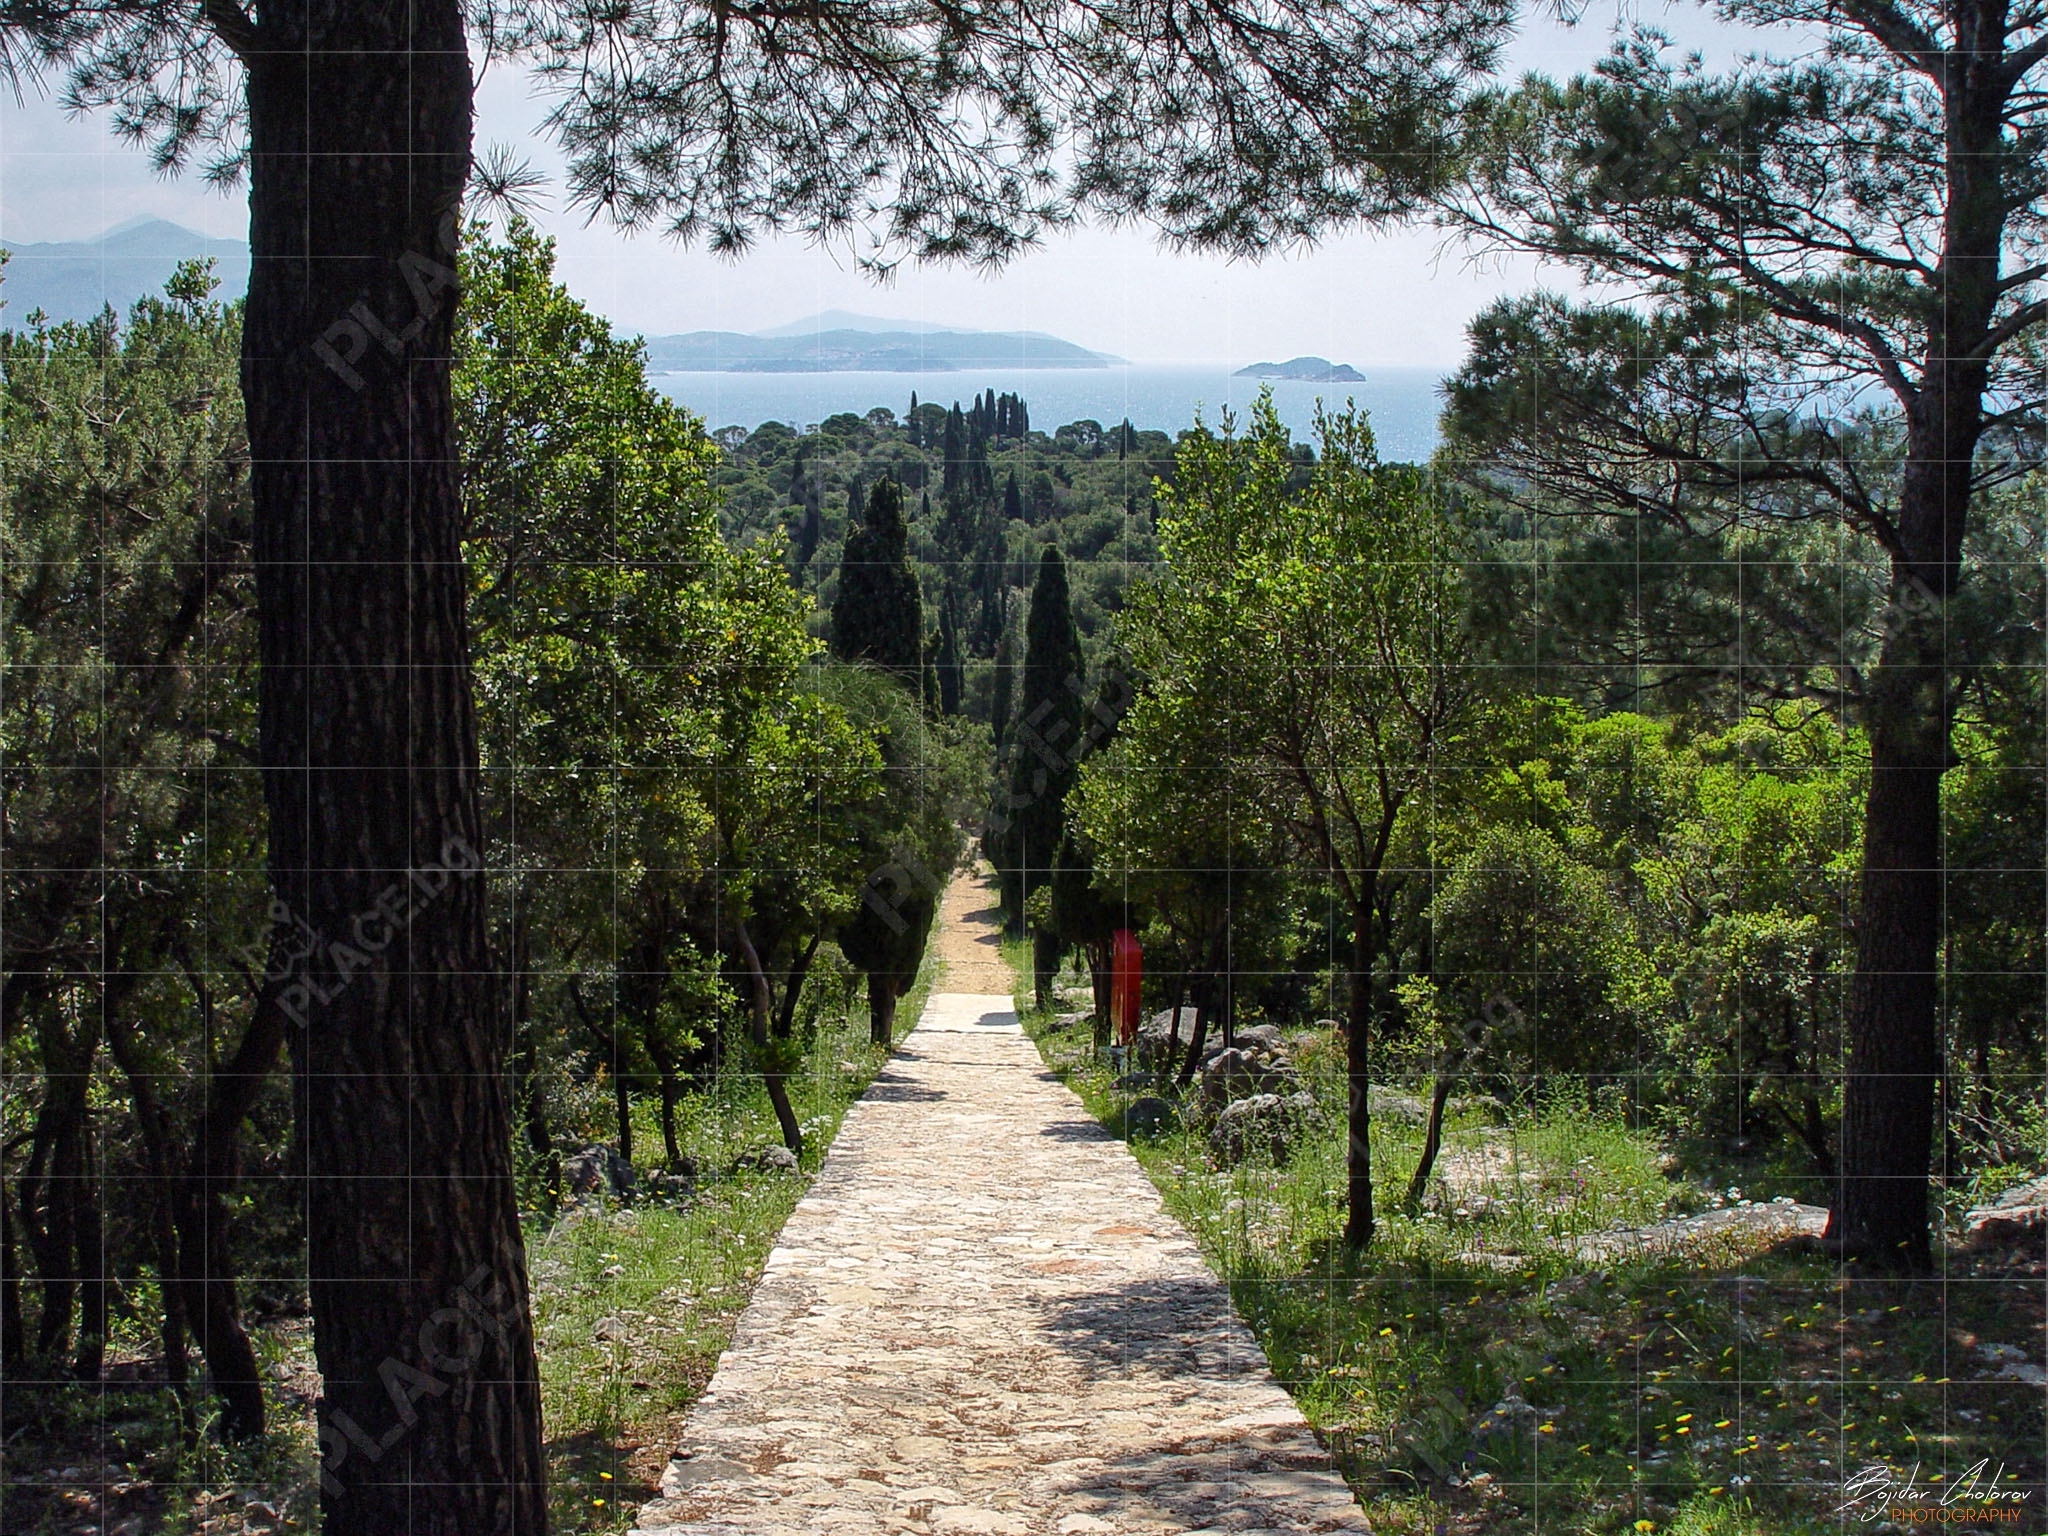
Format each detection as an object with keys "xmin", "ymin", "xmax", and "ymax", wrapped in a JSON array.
[{"xmin": 1110, "ymin": 929, "xmax": 1143, "ymax": 1045}]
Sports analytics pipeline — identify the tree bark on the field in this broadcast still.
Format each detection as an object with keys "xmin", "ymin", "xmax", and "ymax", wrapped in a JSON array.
[
  {"xmin": 868, "ymin": 973, "xmax": 899, "ymax": 1046},
  {"xmin": 734, "ymin": 920, "xmax": 804, "ymax": 1155},
  {"xmin": 1829, "ymin": 637, "xmax": 1947, "ymax": 1269},
  {"xmin": 104, "ymin": 1016, "xmax": 192, "ymax": 1416},
  {"xmin": 1826, "ymin": 8, "xmax": 2013, "ymax": 1272},
  {"xmin": 1344, "ymin": 897, "xmax": 1377, "ymax": 1250},
  {"xmin": 239, "ymin": 6, "xmax": 544, "ymax": 1526}
]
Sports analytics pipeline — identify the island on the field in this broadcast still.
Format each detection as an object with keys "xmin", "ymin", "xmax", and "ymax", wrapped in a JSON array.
[
  {"xmin": 644, "ymin": 315, "xmax": 1118, "ymax": 372},
  {"xmin": 1234, "ymin": 356, "xmax": 1366, "ymax": 383}
]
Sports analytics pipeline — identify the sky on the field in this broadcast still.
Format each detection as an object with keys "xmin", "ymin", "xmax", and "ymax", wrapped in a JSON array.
[{"xmin": 0, "ymin": 3, "xmax": 1785, "ymax": 369}]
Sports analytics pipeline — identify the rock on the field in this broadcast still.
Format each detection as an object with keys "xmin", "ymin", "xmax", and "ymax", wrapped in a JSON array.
[
  {"xmin": 1120, "ymin": 1096, "xmax": 1177, "ymax": 1140},
  {"xmin": 1111, "ymin": 1072, "xmax": 1160, "ymax": 1093},
  {"xmin": 1048, "ymin": 1010, "xmax": 1092, "ymax": 1033},
  {"xmin": 1231, "ymin": 1024, "xmax": 1285, "ymax": 1054},
  {"xmin": 594, "ymin": 1315, "xmax": 629, "ymax": 1343},
  {"xmin": 740, "ymin": 1145, "xmax": 800, "ymax": 1173},
  {"xmin": 1198, "ymin": 1046, "xmax": 1300, "ymax": 1108},
  {"xmin": 1964, "ymin": 1175, "xmax": 2048, "ymax": 1252},
  {"xmin": 1133, "ymin": 1007, "xmax": 1202, "ymax": 1068},
  {"xmin": 1366, "ymin": 1085, "xmax": 1430, "ymax": 1125},
  {"xmin": 562, "ymin": 1144, "xmax": 636, "ymax": 1199},
  {"xmin": 1209, "ymin": 1092, "xmax": 1317, "ymax": 1165}
]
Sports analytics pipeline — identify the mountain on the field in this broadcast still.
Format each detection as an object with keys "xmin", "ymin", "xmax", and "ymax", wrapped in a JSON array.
[
  {"xmin": 1234, "ymin": 356, "xmax": 1366, "ymax": 383},
  {"xmin": 645, "ymin": 319, "xmax": 1119, "ymax": 372},
  {"xmin": 2, "ymin": 218, "xmax": 251, "ymax": 323}
]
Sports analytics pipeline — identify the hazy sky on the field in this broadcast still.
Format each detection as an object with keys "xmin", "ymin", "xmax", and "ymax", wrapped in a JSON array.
[{"xmin": 0, "ymin": 2, "xmax": 1782, "ymax": 368}]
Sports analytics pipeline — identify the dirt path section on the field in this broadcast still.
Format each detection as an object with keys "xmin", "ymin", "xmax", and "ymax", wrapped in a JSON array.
[
  {"xmin": 930, "ymin": 864, "xmax": 1015, "ymax": 995},
  {"xmin": 630, "ymin": 875, "xmax": 1365, "ymax": 1536}
]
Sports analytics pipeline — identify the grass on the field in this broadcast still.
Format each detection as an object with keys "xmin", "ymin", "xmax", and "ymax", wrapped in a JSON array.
[
  {"xmin": 1020, "ymin": 960, "xmax": 2048, "ymax": 1536},
  {"xmin": 536, "ymin": 933, "xmax": 942, "ymax": 1535},
  {"xmin": 0, "ymin": 920, "xmax": 941, "ymax": 1536}
]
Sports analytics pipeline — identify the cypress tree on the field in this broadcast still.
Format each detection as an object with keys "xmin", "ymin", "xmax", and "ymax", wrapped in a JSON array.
[
  {"xmin": 936, "ymin": 597, "xmax": 964, "ymax": 716},
  {"xmin": 990, "ymin": 632, "xmax": 1016, "ymax": 750},
  {"xmin": 941, "ymin": 404, "xmax": 966, "ymax": 498},
  {"xmin": 1003, "ymin": 467, "xmax": 1023, "ymax": 524},
  {"xmin": 830, "ymin": 480, "xmax": 923, "ymax": 681},
  {"xmin": 994, "ymin": 544, "xmax": 1087, "ymax": 918},
  {"xmin": 968, "ymin": 419, "xmax": 994, "ymax": 503}
]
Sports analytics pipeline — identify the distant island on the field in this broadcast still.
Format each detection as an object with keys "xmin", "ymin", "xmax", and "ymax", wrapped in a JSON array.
[
  {"xmin": 644, "ymin": 312, "xmax": 1119, "ymax": 372},
  {"xmin": 1234, "ymin": 356, "xmax": 1365, "ymax": 383}
]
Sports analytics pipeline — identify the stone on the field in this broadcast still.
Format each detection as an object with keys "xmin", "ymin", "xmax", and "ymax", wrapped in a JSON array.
[
  {"xmin": 1365, "ymin": 1085, "xmax": 1430, "ymax": 1125},
  {"xmin": 1197, "ymin": 1047, "xmax": 1300, "ymax": 1108},
  {"xmin": 1230, "ymin": 1024, "xmax": 1285, "ymax": 1054},
  {"xmin": 1110, "ymin": 1072, "xmax": 1159, "ymax": 1093},
  {"xmin": 1209, "ymin": 1092, "xmax": 1318, "ymax": 1166},
  {"xmin": 1120, "ymin": 1096, "xmax": 1177, "ymax": 1139},
  {"xmin": 1964, "ymin": 1175, "xmax": 2048, "ymax": 1252},
  {"xmin": 1132, "ymin": 1006, "xmax": 1202, "ymax": 1068},
  {"xmin": 562, "ymin": 1144, "xmax": 636, "ymax": 1199},
  {"xmin": 630, "ymin": 871, "xmax": 1370, "ymax": 1535},
  {"xmin": 738, "ymin": 1145, "xmax": 800, "ymax": 1173}
]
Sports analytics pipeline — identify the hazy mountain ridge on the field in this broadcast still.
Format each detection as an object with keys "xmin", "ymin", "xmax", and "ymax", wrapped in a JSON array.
[
  {"xmin": 2, "ymin": 218, "xmax": 251, "ymax": 323},
  {"xmin": 644, "ymin": 321, "xmax": 1117, "ymax": 372}
]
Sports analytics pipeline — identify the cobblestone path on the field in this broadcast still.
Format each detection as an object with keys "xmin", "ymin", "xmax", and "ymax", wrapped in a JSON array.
[{"xmin": 631, "ymin": 874, "xmax": 1365, "ymax": 1536}]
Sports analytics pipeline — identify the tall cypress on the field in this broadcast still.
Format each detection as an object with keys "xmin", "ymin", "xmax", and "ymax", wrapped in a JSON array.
[
  {"xmin": 1003, "ymin": 467, "xmax": 1023, "ymax": 524},
  {"xmin": 830, "ymin": 480, "xmax": 923, "ymax": 681},
  {"xmin": 994, "ymin": 544, "xmax": 1087, "ymax": 917},
  {"xmin": 941, "ymin": 404, "xmax": 966, "ymax": 498},
  {"xmin": 936, "ymin": 597, "xmax": 965, "ymax": 716}
]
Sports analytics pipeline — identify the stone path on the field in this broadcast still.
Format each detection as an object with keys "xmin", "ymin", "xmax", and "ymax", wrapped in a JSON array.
[{"xmin": 631, "ymin": 873, "xmax": 1366, "ymax": 1536}]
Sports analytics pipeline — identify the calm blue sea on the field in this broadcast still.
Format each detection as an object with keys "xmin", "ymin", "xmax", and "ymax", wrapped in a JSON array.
[{"xmin": 652, "ymin": 364, "xmax": 1447, "ymax": 463}]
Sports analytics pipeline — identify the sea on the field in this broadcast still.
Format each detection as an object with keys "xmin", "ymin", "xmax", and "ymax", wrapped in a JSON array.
[{"xmin": 652, "ymin": 364, "xmax": 1447, "ymax": 463}]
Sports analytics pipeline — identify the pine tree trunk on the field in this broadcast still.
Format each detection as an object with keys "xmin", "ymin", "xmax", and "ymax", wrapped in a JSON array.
[
  {"xmin": 1828, "ymin": 591, "xmax": 1948, "ymax": 1270},
  {"xmin": 240, "ymin": 7, "xmax": 543, "ymax": 1527}
]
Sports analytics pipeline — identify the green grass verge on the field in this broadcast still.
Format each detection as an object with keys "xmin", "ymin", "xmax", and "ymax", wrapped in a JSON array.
[
  {"xmin": 1019, "ymin": 963, "xmax": 2047, "ymax": 1536},
  {"xmin": 537, "ymin": 928, "xmax": 942, "ymax": 1535}
]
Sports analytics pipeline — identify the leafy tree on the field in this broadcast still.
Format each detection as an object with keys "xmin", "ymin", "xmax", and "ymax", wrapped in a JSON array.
[
  {"xmin": 0, "ymin": 267, "xmax": 278, "ymax": 1433},
  {"xmin": 832, "ymin": 479, "xmax": 924, "ymax": 681},
  {"xmin": 1123, "ymin": 398, "xmax": 1479, "ymax": 1248},
  {"xmin": 458, "ymin": 219, "xmax": 750, "ymax": 1182},
  {"xmin": 13, "ymin": 0, "xmax": 1511, "ymax": 1514},
  {"xmin": 1073, "ymin": 688, "xmax": 1286, "ymax": 1069},
  {"xmin": 1439, "ymin": 0, "xmax": 2046, "ymax": 1267},
  {"xmin": 822, "ymin": 668, "xmax": 983, "ymax": 1041}
]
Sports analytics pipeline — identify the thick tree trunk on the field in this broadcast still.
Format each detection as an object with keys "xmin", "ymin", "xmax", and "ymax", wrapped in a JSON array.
[
  {"xmin": 1829, "ymin": 644, "xmax": 1947, "ymax": 1269},
  {"xmin": 868, "ymin": 973, "xmax": 899, "ymax": 1046},
  {"xmin": 240, "ymin": 7, "xmax": 544, "ymax": 1527},
  {"xmin": 1033, "ymin": 928, "xmax": 1060, "ymax": 1013},
  {"xmin": 1343, "ymin": 898, "xmax": 1376, "ymax": 1250},
  {"xmin": 1828, "ymin": 28, "xmax": 2010, "ymax": 1271}
]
